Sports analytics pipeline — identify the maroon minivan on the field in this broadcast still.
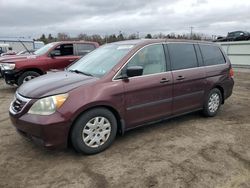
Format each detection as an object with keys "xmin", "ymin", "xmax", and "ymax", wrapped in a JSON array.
[
  {"xmin": 9, "ymin": 39, "xmax": 234, "ymax": 154},
  {"xmin": 0, "ymin": 41, "xmax": 99, "ymax": 86}
]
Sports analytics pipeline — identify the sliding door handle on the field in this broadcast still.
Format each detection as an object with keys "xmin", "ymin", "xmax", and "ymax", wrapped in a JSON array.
[
  {"xmin": 160, "ymin": 78, "xmax": 170, "ymax": 83},
  {"xmin": 176, "ymin": 76, "xmax": 185, "ymax": 80}
]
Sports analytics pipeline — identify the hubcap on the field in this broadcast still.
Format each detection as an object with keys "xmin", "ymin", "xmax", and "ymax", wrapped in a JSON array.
[
  {"xmin": 23, "ymin": 75, "xmax": 35, "ymax": 83},
  {"xmin": 208, "ymin": 93, "xmax": 220, "ymax": 113},
  {"xmin": 82, "ymin": 117, "xmax": 111, "ymax": 148}
]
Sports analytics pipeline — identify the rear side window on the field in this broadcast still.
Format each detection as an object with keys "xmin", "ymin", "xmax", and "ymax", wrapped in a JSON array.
[
  {"xmin": 168, "ymin": 43, "xmax": 198, "ymax": 70},
  {"xmin": 199, "ymin": 45, "xmax": 225, "ymax": 66},
  {"xmin": 76, "ymin": 44, "xmax": 96, "ymax": 56}
]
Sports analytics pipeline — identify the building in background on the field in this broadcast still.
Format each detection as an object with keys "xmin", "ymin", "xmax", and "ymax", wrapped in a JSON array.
[
  {"xmin": 0, "ymin": 37, "xmax": 44, "ymax": 52},
  {"xmin": 217, "ymin": 41, "xmax": 250, "ymax": 68}
]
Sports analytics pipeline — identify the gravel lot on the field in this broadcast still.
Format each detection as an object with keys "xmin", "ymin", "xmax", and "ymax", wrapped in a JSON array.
[{"xmin": 0, "ymin": 69, "xmax": 249, "ymax": 188}]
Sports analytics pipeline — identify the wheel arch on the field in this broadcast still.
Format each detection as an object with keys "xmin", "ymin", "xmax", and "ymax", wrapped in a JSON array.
[{"xmin": 19, "ymin": 68, "xmax": 45, "ymax": 75}]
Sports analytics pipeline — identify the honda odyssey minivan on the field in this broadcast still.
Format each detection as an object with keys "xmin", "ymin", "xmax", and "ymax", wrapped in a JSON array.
[{"xmin": 9, "ymin": 39, "xmax": 234, "ymax": 154}]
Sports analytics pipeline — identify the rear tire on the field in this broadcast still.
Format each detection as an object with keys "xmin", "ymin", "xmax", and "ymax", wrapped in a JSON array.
[
  {"xmin": 203, "ymin": 88, "xmax": 222, "ymax": 117},
  {"xmin": 70, "ymin": 108, "xmax": 117, "ymax": 155},
  {"xmin": 17, "ymin": 71, "xmax": 41, "ymax": 86}
]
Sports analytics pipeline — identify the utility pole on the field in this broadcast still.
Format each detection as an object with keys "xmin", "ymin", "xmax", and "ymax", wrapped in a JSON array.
[{"xmin": 190, "ymin": 26, "xmax": 194, "ymax": 39}]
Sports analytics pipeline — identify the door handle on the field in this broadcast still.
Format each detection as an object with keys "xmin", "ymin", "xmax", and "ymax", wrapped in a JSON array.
[
  {"xmin": 69, "ymin": 59, "xmax": 75, "ymax": 62},
  {"xmin": 176, "ymin": 75, "xmax": 185, "ymax": 80},
  {"xmin": 160, "ymin": 78, "xmax": 170, "ymax": 83}
]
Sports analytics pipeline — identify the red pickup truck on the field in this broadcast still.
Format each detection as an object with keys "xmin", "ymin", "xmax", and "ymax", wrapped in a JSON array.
[{"xmin": 0, "ymin": 41, "xmax": 99, "ymax": 86}]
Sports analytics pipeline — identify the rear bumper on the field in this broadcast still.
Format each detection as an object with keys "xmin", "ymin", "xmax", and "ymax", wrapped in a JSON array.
[
  {"xmin": 224, "ymin": 77, "xmax": 234, "ymax": 100},
  {"xmin": 9, "ymin": 112, "xmax": 72, "ymax": 149}
]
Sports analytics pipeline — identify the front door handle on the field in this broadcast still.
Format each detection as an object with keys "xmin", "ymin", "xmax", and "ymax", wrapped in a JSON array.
[
  {"xmin": 160, "ymin": 78, "xmax": 170, "ymax": 83},
  {"xmin": 69, "ymin": 59, "xmax": 75, "ymax": 62},
  {"xmin": 176, "ymin": 75, "xmax": 185, "ymax": 80}
]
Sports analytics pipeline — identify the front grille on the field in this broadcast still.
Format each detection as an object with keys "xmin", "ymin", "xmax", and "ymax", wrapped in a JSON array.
[
  {"xmin": 12, "ymin": 98, "xmax": 26, "ymax": 113},
  {"xmin": 10, "ymin": 93, "xmax": 31, "ymax": 114}
]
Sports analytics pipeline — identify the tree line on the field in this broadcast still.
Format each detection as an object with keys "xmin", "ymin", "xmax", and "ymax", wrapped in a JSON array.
[{"xmin": 37, "ymin": 32, "xmax": 212, "ymax": 45}]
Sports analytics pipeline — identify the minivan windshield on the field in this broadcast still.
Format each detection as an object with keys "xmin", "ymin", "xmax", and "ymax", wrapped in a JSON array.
[
  {"xmin": 67, "ymin": 44, "xmax": 134, "ymax": 78},
  {"xmin": 34, "ymin": 43, "xmax": 55, "ymax": 56}
]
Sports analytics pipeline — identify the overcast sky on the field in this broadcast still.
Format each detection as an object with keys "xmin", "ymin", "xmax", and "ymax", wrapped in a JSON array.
[{"xmin": 0, "ymin": 0, "xmax": 250, "ymax": 38}]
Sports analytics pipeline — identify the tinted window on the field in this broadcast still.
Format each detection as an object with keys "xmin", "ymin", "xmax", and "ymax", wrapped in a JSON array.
[
  {"xmin": 228, "ymin": 31, "xmax": 242, "ymax": 37},
  {"xmin": 199, "ymin": 45, "xmax": 225, "ymax": 66},
  {"xmin": 76, "ymin": 44, "xmax": 96, "ymax": 56},
  {"xmin": 126, "ymin": 44, "xmax": 166, "ymax": 76},
  {"xmin": 168, "ymin": 43, "xmax": 198, "ymax": 70},
  {"xmin": 53, "ymin": 44, "xmax": 73, "ymax": 56}
]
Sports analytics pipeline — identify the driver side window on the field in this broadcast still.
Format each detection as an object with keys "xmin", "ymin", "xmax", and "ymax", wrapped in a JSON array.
[
  {"xmin": 126, "ymin": 44, "xmax": 166, "ymax": 76},
  {"xmin": 52, "ymin": 44, "xmax": 73, "ymax": 56}
]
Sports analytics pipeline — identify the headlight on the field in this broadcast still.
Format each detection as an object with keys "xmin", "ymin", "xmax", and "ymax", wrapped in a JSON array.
[
  {"xmin": 0, "ymin": 63, "xmax": 15, "ymax": 70},
  {"xmin": 28, "ymin": 93, "xmax": 68, "ymax": 115}
]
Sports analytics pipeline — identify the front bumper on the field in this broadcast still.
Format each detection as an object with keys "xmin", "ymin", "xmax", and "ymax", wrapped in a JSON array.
[
  {"xmin": 2, "ymin": 70, "xmax": 18, "ymax": 85},
  {"xmin": 9, "ymin": 111, "xmax": 72, "ymax": 149}
]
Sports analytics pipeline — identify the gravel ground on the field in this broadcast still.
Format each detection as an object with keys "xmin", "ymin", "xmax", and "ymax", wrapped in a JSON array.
[{"xmin": 0, "ymin": 70, "xmax": 249, "ymax": 188}]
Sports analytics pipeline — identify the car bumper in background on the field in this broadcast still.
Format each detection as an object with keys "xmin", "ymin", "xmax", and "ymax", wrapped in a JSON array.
[{"xmin": 1, "ymin": 70, "xmax": 17, "ymax": 84}]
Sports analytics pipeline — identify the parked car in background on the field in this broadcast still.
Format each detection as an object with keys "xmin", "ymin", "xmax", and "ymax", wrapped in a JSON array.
[
  {"xmin": 0, "ymin": 44, "xmax": 11, "ymax": 55},
  {"xmin": 226, "ymin": 31, "xmax": 250, "ymax": 41},
  {"xmin": 215, "ymin": 31, "xmax": 250, "ymax": 42},
  {"xmin": 9, "ymin": 39, "xmax": 234, "ymax": 154},
  {"xmin": 0, "ymin": 41, "xmax": 99, "ymax": 85}
]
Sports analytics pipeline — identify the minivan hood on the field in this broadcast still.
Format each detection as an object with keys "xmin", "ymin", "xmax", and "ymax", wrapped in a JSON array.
[{"xmin": 18, "ymin": 71, "xmax": 98, "ymax": 98}]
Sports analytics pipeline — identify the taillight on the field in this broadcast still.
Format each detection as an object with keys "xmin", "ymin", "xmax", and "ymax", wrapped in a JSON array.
[{"xmin": 229, "ymin": 68, "xmax": 234, "ymax": 78}]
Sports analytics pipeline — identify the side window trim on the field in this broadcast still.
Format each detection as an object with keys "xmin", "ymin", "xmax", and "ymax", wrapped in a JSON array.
[
  {"xmin": 163, "ymin": 44, "xmax": 171, "ymax": 72},
  {"xmin": 194, "ymin": 44, "xmax": 204, "ymax": 67}
]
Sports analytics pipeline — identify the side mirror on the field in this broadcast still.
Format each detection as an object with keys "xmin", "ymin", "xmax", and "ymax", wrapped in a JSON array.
[
  {"xmin": 125, "ymin": 66, "xmax": 143, "ymax": 78},
  {"xmin": 50, "ymin": 50, "xmax": 61, "ymax": 58}
]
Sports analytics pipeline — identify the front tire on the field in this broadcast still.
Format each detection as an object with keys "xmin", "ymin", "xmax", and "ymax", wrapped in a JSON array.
[
  {"xmin": 203, "ymin": 88, "xmax": 222, "ymax": 117},
  {"xmin": 17, "ymin": 71, "xmax": 41, "ymax": 86},
  {"xmin": 70, "ymin": 108, "xmax": 117, "ymax": 154}
]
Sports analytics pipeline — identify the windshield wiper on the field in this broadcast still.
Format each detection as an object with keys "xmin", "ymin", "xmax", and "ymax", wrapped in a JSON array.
[{"xmin": 68, "ymin": 69, "xmax": 93, "ymax": 77}]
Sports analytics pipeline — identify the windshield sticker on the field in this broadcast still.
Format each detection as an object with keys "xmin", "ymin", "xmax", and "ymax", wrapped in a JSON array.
[{"xmin": 117, "ymin": 45, "xmax": 134, "ymax": 50}]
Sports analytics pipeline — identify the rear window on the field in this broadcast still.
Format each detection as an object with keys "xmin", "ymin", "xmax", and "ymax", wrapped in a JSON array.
[
  {"xmin": 199, "ymin": 45, "xmax": 225, "ymax": 66},
  {"xmin": 168, "ymin": 43, "xmax": 198, "ymax": 70},
  {"xmin": 76, "ymin": 44, "xmax": 96, "ymax": 56}
]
